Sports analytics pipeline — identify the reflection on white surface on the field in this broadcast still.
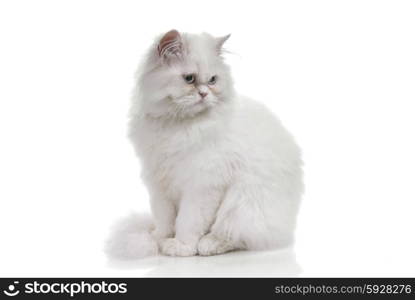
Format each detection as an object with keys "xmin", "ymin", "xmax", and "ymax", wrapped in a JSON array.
[{"xmin": 108, "ymin": 247, "xmax": 301, "ymax": 277}]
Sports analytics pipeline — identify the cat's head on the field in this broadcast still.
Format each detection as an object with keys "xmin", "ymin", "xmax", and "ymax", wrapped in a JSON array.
[{"xmin": 136, "ymin": 30, "xmax": 234, "ymax": 120}]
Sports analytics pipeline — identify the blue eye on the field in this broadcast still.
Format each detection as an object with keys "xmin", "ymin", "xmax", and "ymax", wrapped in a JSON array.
[
  {"xmin": 183, "ymin": 74, "xmax": 195, "ymax": 84},
  {"xmin": 208, "ymin": 75, "xmax": 217, "ymax": 85}
]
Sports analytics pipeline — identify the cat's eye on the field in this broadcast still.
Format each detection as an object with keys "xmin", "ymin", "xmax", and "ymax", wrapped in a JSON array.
[
  {"xmin": 183, "ymin": 74, "xmax": 196, "ymax": 84},
  {"xmin": 208, "ymin": 75, "xmax": 217, "ymax": 85}
]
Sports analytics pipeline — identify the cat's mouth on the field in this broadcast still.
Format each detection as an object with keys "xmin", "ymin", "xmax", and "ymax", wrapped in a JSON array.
[
  {"xmin": 184, "ymin": 98, "xmax": 215, "ymax": 116},
  {"xmin": 170, "ymin": 94, "xmax": 217, "ymax": 118},
  {"xmin": 195, "ymin": 97, "xmax": 206, "ymax": 104},
  {"xmin": 185, "ymin": 95, "xmax": 210, "ymax": 106}
]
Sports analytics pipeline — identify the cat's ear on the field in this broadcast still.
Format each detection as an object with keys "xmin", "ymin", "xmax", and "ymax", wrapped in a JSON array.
[
  {"xmin": 157, "ymin": 29, "xmax": 183, "ymax": 61},
  {"xmin": 215, "ymin": 34, "xmax": 231, "ymax": 54}
]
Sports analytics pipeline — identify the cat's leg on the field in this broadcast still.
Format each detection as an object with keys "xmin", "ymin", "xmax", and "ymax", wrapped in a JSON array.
[
  {"xmin": 161, "ymin": 188, "xmax": 223, "ymax": 257},
  {"xmin": 198, "ymin": 183, "xmax": 298, "ymax": 256},
  {"xmin": 197, "ymin": 186, "xmax": 246, "ymax": 256},
  {"xmin": 148, "ymin": 187, "xmax": 176, "ymax": 241},
  {"xmin": 197, "ymin": 194, "xmax": 242, "ymax": 256}
]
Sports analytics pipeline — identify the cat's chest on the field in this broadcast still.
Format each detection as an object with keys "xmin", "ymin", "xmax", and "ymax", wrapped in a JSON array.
[{"xmin": 141, "ymin": 123, "xmax": 217, "ymax": 180}]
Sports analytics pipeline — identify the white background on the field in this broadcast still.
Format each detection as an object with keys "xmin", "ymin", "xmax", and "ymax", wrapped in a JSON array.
[{"xmin": 1, "ymin": 0, "xmax": 414, "ymax": 277}]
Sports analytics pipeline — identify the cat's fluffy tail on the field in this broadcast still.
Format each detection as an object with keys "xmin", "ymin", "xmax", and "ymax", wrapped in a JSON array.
[{"xmin": 105, "ymin": 213, "xmax": 158, "ymax": 259}]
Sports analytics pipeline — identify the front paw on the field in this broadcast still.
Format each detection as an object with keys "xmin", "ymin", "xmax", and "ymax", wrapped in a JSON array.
[
  {"xmin": 161, "ymin": 238, "xmax": 197, "ymax": 257},
  {"xmin": 198, "ymin": 234, "xmax": 233, "ymax": 256}
]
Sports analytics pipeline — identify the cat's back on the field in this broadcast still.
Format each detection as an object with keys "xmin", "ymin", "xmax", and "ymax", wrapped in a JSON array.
[
  {"xmin": 231, "ymin": 96, "xmax": 297, "ymax": 145},
  {"xmin": 228, "ymin": 96, "xmax": 302, "ymax": 170}
]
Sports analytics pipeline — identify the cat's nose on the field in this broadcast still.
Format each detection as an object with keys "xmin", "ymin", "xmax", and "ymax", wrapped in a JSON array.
[{"xmin": 199, "ymin": 91, "xmax": 208, "ymax": 98}]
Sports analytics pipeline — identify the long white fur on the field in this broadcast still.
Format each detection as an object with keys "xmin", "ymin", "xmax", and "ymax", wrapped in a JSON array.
[{"xmin": 108, "ymin": 31, "xmax": 303, "ymax": 258}]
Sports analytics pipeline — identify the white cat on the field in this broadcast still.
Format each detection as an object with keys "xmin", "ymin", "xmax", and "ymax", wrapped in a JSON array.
[{"xmin": 107, "ymin": 30, "xmax": 303, "ymax": 258}]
